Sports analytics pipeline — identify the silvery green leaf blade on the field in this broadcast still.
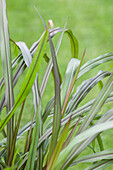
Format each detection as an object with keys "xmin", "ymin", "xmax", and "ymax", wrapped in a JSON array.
[
  {"xmin": 54, "ymin": 120, "xmax": 113, "ymax": 169},
  {"xmin": 0, "ymin": 0, "xmax": 14, "ymax": 113},
  {"xmin": 71, "ymin": 149, "xmax": 113, "ymax": 165},
  {"xmin": 47, "ymin": 32, "xmax": 61, "ymax": 159},
  {"xmin": 78, "ymin": 53, "xmax": 113, "ymax": 78},
  {"xmin": 66, "ymin": 70, "xmax": 110, "ymax": 113},
  {"xmin": 85, "ymin": 159, "xmax": 113, "ymax": 170},
  {"xmin": 61, "ymin": 58, "xmax": 80, "ymax": 108},
  {"xmin": 0, "ymin": 0, "xmax": 14, "ymax": 163}
]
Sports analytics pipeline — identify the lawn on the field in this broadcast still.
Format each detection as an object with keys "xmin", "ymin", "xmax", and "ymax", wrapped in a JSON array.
[{"xmin": 1, "ymin": 0, "xmax": 113, "ymax": 169}]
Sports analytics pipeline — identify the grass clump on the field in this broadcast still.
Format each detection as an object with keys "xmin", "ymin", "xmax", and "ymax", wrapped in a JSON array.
[{"xmin": 0, "ymin": 0, "xmax": 113, "ymax": 169}]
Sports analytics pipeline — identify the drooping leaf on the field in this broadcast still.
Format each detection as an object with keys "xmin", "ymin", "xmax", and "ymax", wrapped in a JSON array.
[
  {"xmin": 65, "ymin": 29, "xmax": 79, "ymax": 59},
  {"xmin": 16, "ymin": 41, "xmax": 32, "ymax": 68},
  {"xmin": 61, "ymin": 49, "xmax": 86, "ymax": 117},
  {"xmin": 61, "ymin": 58, "xmax": 80, "ymax": 108}
]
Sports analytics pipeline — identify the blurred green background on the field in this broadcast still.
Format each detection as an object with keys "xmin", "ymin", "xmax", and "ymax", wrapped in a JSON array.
[{"xmin": 1, "ymin": 0, "xmax": 113, "ymax": 169}]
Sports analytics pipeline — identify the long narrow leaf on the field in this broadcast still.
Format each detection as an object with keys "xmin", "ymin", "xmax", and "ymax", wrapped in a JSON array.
[
  {"xmin": 25, "ymin": 77, "xmax": 42, "ymax": 170},
  {"xmin": 47, "ymin": 117, "xmax": 71, "ymax": 169},
  {"xmin": 61, "ymin": 58, "xmax": 80, "ymax": 108},
  {"xmin": 0, "ymin": 29, "xmax": 49, "ymax": 131},
  {"xmin": 40, "ymin": 23, "xmax": 67, "ymax": 98},
  {"xmin": 47, "ymin": 30, "xmax": 61, "ymax": 159},
  {"xmin": 61, "ymin": 49, "xmax": 86, "ymax": 117},
  {"xmin": 0, "ymin": 0, "xmax": 14, "ymax": 164}
]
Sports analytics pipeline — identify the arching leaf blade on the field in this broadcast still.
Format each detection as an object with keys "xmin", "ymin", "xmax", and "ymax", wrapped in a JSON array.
[{"xmin": 65, "ymin": 29, "xmax": 79, "ymax": 59}]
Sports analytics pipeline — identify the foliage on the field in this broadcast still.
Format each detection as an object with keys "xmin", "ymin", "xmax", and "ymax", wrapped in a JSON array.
[{"xmin": 0, "ymin": 0, "xmax": 113, "ymax": 169}]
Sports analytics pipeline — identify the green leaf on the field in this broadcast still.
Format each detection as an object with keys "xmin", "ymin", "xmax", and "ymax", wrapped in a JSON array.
[
  {"xmin": 47, "ymin": 117, "xmax": 71, "ymax": 170},
  {"xmin": 60, "ymin": 73, "xmax": 113, "ymax": 169},
  {"xmin": 0, "ymin": 29, "xmax": 49, "ymax": 131},
  {"xmin": 43, "ymin": 53, "xmax": 62, "ymax": 84},
  {"xmin": 25, "ymin": 98, "xmax": 40, "ymax": 170},
  {"xmin": 17, "ymin": 92, "xmax": 113, "ymax": 149},
  {"xmin": 0, "ymin": 0, "xmax": 14, "ymax": 164},
  {"xmin": 0, "ymin": 0, "xmax": 14, "ymax": 111},
  {"xmin": 61, "ymin": 58, "xmax": 80, "ymax": 108},
  {"xmin": 98, "ymin": 80, "xmax": 103, "ymax": 90},
  {"xmin": 65, "ymin": 29, "xmax": 79, "ymax": 59},
  {"xmin": 16, "ymin": 41, "xmax": 32, "ymax": 68},
  {"xmin": 47, "ymin": 33, "xmax": 61, "ymax": 160},
  {"xmin": 40, "ymin": 25, "xmax": 67, "ymax": 98}
]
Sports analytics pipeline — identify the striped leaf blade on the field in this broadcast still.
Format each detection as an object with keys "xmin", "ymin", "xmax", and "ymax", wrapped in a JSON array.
[
  {"xmin": 61, "ymin": 58, "xmax": 80, "ymax": 108},
  {"xmin": 47, "ymin": 34, "xmax": 61, "ymax": 160},
  {"xmin": 25, "ymin": 77, "xmax": 41, "ymax": 170},
  {"xmin": 0, "ymin": 0, "xmax": 14, "ymax": 164},
  {"xmin": 47, "ymin": 117, "xmax": 71, "ymax": 170},
  {"xmin": 78, "ymin": 53, "xmax": 113, "ymax": 78},
  {"xmin": 0, "ymin": 0, "xmax": 14, "ymax": 115}
]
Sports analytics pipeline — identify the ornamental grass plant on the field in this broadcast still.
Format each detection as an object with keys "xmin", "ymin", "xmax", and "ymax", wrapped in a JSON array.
[{"xmin": 0, "ymin": 0, "xmax": 113, "ymax": 169}]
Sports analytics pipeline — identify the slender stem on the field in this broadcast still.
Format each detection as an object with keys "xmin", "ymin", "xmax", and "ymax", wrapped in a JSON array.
[
  {"xmin": 8, "ymin": 99, "xmax": 26, "ymax": 165},
  {"xmin": 97, "ymin": 134, "xmax": 104, "ymax": 151},
  {"xmin": 61, "ymin": 49, "xmax": 86, "ymax": 117}
]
